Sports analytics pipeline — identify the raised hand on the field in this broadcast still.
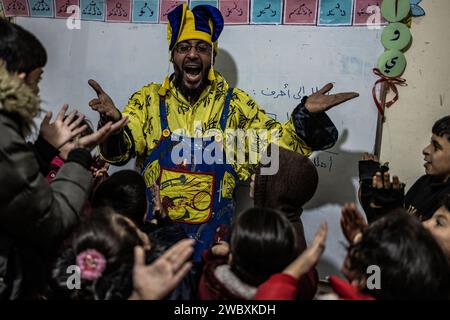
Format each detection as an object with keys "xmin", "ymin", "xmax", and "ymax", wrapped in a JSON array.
[
  {"xmin": 211, "ymin": 241, "xmax": 230, "ymax": 257},
  {"xmin": 39, "ymin": 104, "xmax": 88, "ymax": 149},
  {"xmin": 361, "ymin": 152, "xmax": 380, "ymax": 162},
  {"xmin": 74, "ymin": 117, "xmax": 129, "ymax": 151},
  {"xmin": 305, "ymin": 83, "xmax": 359, "ymax": 113},
  {"xmin": 282, "ymin": 221, "xmax": 327, "ymax": 280},
  {"xmin": 130, "ymin": 239, "xmax": 195, "ymax": 300},
  {"xmin": 341, "ymin": 203, "xmax": 367, "ymax": 244},
  {"xmin": 372, "ymin": 171, "xmax": 402, "ymax": 191},
  {"xmin": 88, "ymin": 79, "xmax": 121, "ymax": 123}
]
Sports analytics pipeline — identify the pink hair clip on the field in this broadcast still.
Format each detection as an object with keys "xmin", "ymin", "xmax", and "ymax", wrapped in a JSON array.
[{"xmin": 76, "ymin": 249, "xmax": 107, "ymax": 281}]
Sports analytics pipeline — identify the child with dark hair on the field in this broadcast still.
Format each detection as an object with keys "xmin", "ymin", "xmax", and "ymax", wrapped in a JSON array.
[
  {"xmin": 249, "ymin": 146, "xmax": 320, "ymax": 299},
  {"xmin": 0, "ymin": 19, "xmax": 127, "ymax": 299},
  {"xmin": 91, "ymin": 170, "xmax": 148, "ymax": 228},
  {"xmin": 52, "ymin": 209, "xmax": 194, "ymax": 300},
  {"xmin": 257, "ymin": 210, "xmax": 450, "ymax": 300},
  {"xmin": 423, "ymin": 194, "xmax": 450, "ymax": 261},
  {"xmin": 359, "ymin": 115, "xmax": 450, "ymax": 222},
  {"xmin": 52, "ymin": 210, "xmax": 149, "ymax": 300},
  {"xmin": 198, "ymin": 207, "xmax": 301, "ymax": 300},
  {"xmin": 90, "ymin": 172, "xmax": 196, "ymax": 299}
]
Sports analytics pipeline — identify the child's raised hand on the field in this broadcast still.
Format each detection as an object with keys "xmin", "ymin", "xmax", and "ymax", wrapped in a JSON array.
[
  {"xmin": 74, "ymin": 117, "xmax": 129, "ymax": 151},
  {"xmin": 130, "ymin": 239, "xmax": 194, "ymax": 300},
  {"xmin": 361, "ymin": 152, "xmax": 379, "ymax": 162},
  {"xmin": 282, "ymin": 221, "xmax": 327, "ymax": 280},
  {"xmin": 39, "ymin": 104, "xmax": 88, "ymax": 149},
  {"xmin": 372, "ymin": 171, "xmax": 403, "ymax": 190},
  {"xmin": 340, "ymin": 203, "xmax": 367, "ymax": 244},
  {"xmin": 211, "ymin": 241, "xmax": 230, "ymax": 257}
]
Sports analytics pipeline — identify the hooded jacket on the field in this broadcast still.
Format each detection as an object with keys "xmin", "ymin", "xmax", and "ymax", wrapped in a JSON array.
[
  {"xmin": 253, "ymin": 147, "xmax": 319, "ymax": 298},
  {"xmin": 0, "ymin": 61, "xmax": 93, "ymax": 299}
]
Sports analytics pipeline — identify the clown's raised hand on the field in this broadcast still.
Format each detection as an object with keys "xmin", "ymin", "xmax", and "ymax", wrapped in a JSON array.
[{"xmin": 305, "ymin": 83, "xmax": 359, "ymax": 114}]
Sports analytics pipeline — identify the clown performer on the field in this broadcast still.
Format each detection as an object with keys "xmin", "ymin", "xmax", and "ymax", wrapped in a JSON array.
[{"xmin": 88, "ymin": 4, "xmax": 359, "ymax": 261}]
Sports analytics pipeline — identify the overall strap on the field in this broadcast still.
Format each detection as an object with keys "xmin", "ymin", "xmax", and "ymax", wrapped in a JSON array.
[{"xmin": 219, "ymin": 88, "xmax": 234, "ymax": 131}]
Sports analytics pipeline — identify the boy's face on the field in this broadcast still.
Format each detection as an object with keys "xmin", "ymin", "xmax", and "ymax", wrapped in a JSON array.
[
  {"xmin": 423, "ymin": 206, "xmax": 450, "ymax": 259},
  {"xmin": 19, "ymin": 67, "xmax": 43, "ymax": 95},
  {"xmin": 422, "ymin": 134, "xmax": 450, "ymax": 181}
]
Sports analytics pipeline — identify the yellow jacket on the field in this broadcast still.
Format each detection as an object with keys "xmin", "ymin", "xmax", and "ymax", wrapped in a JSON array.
[{"xmin": 100, "ymin": 72, "xmax": 312, "ymax": 181}]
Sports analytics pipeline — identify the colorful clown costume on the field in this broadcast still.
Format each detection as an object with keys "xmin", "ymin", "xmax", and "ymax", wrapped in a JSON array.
[{"xmin": 99, "ymin": 4, "xmax": 338, "ymax": 261}]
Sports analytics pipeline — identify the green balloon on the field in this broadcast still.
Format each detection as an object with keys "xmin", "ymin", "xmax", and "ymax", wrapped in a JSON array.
[
  {"xmin": 381, "ymin": 0, "xmax": 411, "ymax": 22},
  {"xmin": 377, "ymin": 50, "xmax": 407, "ymax": 77},
  {"xmin": 381, "ymin": 23, "xmax": 412, "ymax": 51}
]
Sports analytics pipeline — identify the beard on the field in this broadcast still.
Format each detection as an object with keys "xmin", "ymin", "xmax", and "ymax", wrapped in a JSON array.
[{"xmin": 172, "ymin": 62, "xmax": 210, "ymax": 104}]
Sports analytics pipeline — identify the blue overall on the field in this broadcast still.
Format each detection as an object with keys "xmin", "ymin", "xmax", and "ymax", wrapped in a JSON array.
[{"xmin": 141, "ymin": 88, "xmax": 238, "ymax": 261}]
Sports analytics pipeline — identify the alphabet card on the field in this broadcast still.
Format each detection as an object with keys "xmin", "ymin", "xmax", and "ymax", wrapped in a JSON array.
[
  {"xmin": 251, "ymin": 0, "xmax": 282, "ymax": 24},
  {"xmin": 80, "ymin": 0, "xmax": 105, "ymax": 21},
  {"xmin": 219, "ymin": 0, "xmax": 249, "ymax": 24},
  {"xmin": 353, "ymin": 0, "xmax": 386, "ymax": 26},
  {"xmin": 1, "ymin": 0, "xmax": 30, "ymax": 17},
  {"xmin": 54, "ymin": 0, "xmax": 79, "ymax": 19},
  {"xmin": 318, "ymin": 0, "xmax": 353, "ymax": 26},
  {"xmin": 106, "ymin": 0, "xmax": 131, "ymax": 22},
  {"xmin": 283, "ymin": 0, "xmax": 318, "ymax": 25},
  {"xmin": 159, "ymin": 0, "xmax": 188, "ymax": 23},
  {"xmin": 132, "ymin": 0, "xmax": 159, "ymax": 23}
]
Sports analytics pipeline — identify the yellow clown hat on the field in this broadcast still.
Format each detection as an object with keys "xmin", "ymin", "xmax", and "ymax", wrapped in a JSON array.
[{"xmin": 160, "ymin": 4, "xmax": 224, "ymax": 95}]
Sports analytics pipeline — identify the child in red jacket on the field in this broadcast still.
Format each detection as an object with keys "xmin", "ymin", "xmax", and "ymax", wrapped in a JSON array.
[{"xmin": 198, "ymin": 207, "xmax": 308, "ymax": 300}]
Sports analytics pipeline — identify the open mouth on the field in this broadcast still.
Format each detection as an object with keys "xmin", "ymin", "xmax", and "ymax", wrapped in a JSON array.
[{"xmin": 183, "ymin": 65, "xmax": 202, "ymax": 83}]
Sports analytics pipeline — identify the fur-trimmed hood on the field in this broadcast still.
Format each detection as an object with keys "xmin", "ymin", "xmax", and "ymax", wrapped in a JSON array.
[{"xmin": 0, "ymin": 60, "xmax": 40, "ymax": 133}]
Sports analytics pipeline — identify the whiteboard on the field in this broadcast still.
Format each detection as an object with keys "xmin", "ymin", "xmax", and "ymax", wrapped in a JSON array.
[{"xmin": 17, "ymin": 17, "xmax": 383, "ymax": 278}]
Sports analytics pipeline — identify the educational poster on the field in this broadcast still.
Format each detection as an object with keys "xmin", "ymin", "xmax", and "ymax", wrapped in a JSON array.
[
  {"xmin": 106, "ymin": 0, "xmax": 131, "ymax": 22},
  {"xmin": 318, "ymin": 0, "xmax": 353, "ymax": 26},
  {"xmin": 283, "ymin": 0, "xmax": 318, "ymax": 25},
  {"xmin": 29, "ymin": 0, "xmax": 54, "ymax": 17},
  {"xmin": 1, "ymin": 0, "xmax": 30, "ymax": 17},
  {"xmin": 54, "ymin": 0, "xmax": 79, "ymax": 18},
  {"xmin": 131, "ymin": 0, "xmax": 158, "ymax": 23},
  {"xmin": 250, "ymin": 0, "xmax": 282, "ymax": 24},
  {"xmin": 219, "ymin": 0, "xmax": 249, "ymax": 24},
  {"xmin": 80, "ymin": 0, "xmax": 105, "ymax": 21},
  {"xmin": 190, "ymin": 0, "xmax": 217, "ymax": 9},
  {"xmin": 353, "ymin": 0, "xmax": 386, "ymax": 26},
  {"xmin": 2, "ymin": 0, "xmax": 421, "ymax": 26},
  {"xmin": 159, "ymin": 0, "xmax": 187, "ymax": 23}
]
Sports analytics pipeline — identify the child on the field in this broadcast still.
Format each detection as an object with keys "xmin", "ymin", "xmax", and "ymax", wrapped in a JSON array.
[
  {"xmin": 52, "ymin": 209, "xmax": 194, "ymax": 300},
  {"xmin": 423, "ymin": 194, "xmax": 450, "ymax": 260},
  {"xmin": 0, "ymin": 19, "xmax": 127, "ymax": 299},
  {"xmin": 198, "ymin": 207, "xmax": 301, "ymax": 300},
  {"xmin": 250, "ymin": 146, "xmax": 320, "ymax": 299},
  {"xmin": 359, "ymin": 115, "xmax": 450, "ymax": 222},
  {"xmin": 91, "ymin": 170, "xmax": 148, "ymax": 228},
  {"xmin": 257, "ymin": 210, "xmax": 450, "ymax": 300},
  {"xmin": 91, "ymin": 172, "xmax": 196, "ymax": 299}
]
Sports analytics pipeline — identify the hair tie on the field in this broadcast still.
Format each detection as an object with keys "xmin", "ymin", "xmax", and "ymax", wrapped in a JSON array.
[{"xmin": 76, "ymin": 249, "xmax": 107, "ymax": 281}]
